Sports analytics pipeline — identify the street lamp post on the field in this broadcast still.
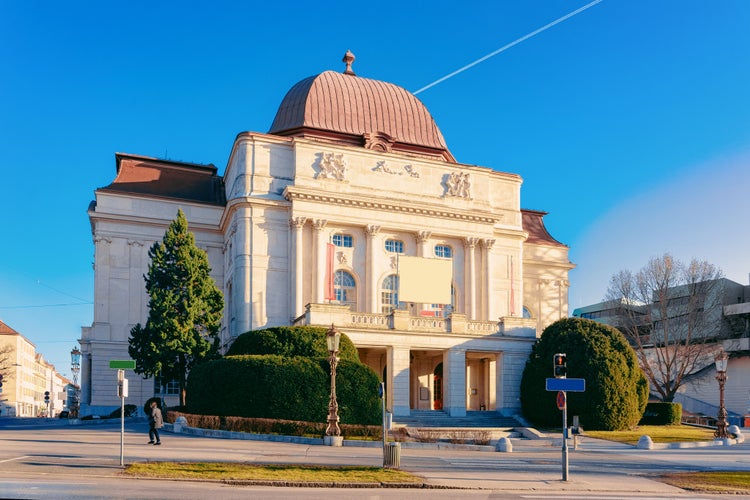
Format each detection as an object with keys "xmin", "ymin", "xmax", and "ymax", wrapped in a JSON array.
[
  {"xmin": 70, "ymin": 347, "xmax": 81, "ymax": 418},
  {"xmin": 324, "ymin": 324, "xmax": 342, "ymax": 446},
  {"xmin": 714, "ymin": 351, "xmax": 729, "ymax": 439}
]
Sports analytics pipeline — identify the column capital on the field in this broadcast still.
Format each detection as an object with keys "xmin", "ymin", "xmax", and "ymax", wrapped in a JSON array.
[
  {"xmin": 313, "ymin": 219, "xmax": 328, "ymax": 231},
  {"xmin": 365, "ymin": 224, "xmax": 381, "ymax": 237},
  {"xmin": 464, "ymin": 237, "xmax": 479, "ymax": 248},
  {"xmin": 481, "ymin": 238, "xmax": 495, "ymax": 249},
  {"xmin": 289, "ymin": 217, "xmax": 307, "ymax": 229},
  {"xmin": 416, "ymin": 230, "xmax": 432, "ymax": 243}
]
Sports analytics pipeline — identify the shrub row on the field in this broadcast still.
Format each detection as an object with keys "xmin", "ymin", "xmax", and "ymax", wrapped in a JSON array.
[{"xmin": 167, "ymin": 411, "xmax": 382, "ymax": 439}]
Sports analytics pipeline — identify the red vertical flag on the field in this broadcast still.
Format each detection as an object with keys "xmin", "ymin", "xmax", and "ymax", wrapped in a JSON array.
[
  {"xmin": 510, "ymin": 255, "xmax": 516, "ymax": 316},
  {"xmin": 324, "ymin": 242, "xmax": 335, "ymax": 301}
]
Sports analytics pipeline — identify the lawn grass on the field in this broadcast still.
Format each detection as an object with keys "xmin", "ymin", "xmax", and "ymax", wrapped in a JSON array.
[
  {"xmin": 658, "ymin": 471, "xmax": 750, "ymax": 493},
  {"xmin": 584, "ymin": 425, "xmax": 716, "ymax": 445},
  {"xmin": 124, "ymin": 462, "xmax": 423, "ymax": 484}
]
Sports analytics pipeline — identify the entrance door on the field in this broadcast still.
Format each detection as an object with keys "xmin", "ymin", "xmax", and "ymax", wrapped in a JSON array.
[{"xmin": 433, "ymin": 363, "xmax": 443, "ymax": 410}]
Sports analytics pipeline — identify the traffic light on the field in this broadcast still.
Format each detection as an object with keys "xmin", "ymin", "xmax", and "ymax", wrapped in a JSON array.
[
  {"xmin": 0, "ymin": 374, "xmax": 3, "ymax": 393},
  {"xmin": 44, "ymin": 391, "xmax": 50, "ymax": 403},
  {"xmin": 553, "ymin": 353, "xmax": 567, "ymax": 378}
]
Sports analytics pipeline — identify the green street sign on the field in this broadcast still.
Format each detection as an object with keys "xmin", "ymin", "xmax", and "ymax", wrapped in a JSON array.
[{"xmin": 109, "ymin": 360, "xmax": 136, "ymax": 369}]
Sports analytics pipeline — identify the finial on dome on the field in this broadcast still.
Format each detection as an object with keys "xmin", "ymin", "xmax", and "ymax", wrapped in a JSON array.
[{"xmin": 342, "ymin": 50, "xmax": 355, "ymax": 76}]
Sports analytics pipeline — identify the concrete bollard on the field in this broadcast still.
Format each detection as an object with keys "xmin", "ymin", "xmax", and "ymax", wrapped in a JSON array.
[
  {"xmin": 637, "ymin": 435, "xmax": 653, "ymax": 449},
  {"xmin": 173, "ymin": 416, "xmax": 188, "ymax": 433},
  {"xmin": 496, "ymin": 437, "xmax": 513, "ymax": 452}
]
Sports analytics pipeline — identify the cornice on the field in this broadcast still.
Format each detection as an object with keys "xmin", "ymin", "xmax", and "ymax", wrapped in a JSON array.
[{"xmin": 283, "ymin": 186, "xmax": 501, "ymax": 225}]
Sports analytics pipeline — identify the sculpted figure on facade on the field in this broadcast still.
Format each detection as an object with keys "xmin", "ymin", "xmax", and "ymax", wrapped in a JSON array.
[
  {"xmin": 446, "ymin": 172, "xmax": 471, "ymax": 199},
  {"xmin": 317, "ymin": 152, "xmax": 347, "ymax": 181}
]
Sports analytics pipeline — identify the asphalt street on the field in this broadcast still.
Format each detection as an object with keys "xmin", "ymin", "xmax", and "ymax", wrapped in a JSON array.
[{"xmin": 1, "ymin": 418, "xmax": 749, "ymax": 499}]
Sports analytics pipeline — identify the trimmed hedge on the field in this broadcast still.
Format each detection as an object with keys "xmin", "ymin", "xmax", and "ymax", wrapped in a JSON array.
[
  {"xmin": 639, "ymin": 402, "xmax": 682, "ymax": 425},
  {"xmin": 520, "ymin": 318, "xmax": 648, "ymax": 431},
  {"xmin": 186, "ymin": 355, "xmax": 381, "ymax": 425},
  {"xmin": 167, "ymin": 411, "xmax": 382, "ymax": 439},
  {"xmin": 225, "ymin": 325, "xmax": 360, "ymax": 362}
]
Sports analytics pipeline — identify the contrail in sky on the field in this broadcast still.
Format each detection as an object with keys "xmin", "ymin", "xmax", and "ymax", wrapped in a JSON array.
[{"xmin": 414, "ymin": 0, "xmax": 604, "ymax": 95}]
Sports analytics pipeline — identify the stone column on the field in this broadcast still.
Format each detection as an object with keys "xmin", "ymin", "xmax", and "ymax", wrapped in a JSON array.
[
  {"xmin": 365, "ymin": 225, "xmax": 380, "ymax": 313},
  {"xmin": 388, "ymin": 345, "xmax": 411, "ymax": 416},
  {"xmin": 481, "ymin": 239, "xmax": 495, "ymax": 321},
  {"xmin": 416, "ymin": 231, "xmax": 431, "ymax": 257},
  {"xmin": 289, "ymin": 217, "xmax": 306, "ymax": 319},
  {"xmin": 312, "ymin": 219, "xmax": 327, "ymax": 303},
  {"xmin": 464, "ymin": 237, "xmax": 479, "ymax": 320},
  {"xmin": 443, "ymin": 349, "xmax": 467, "ymax": 417},
  {"xmin": 235, "ymin": 210, "xmax": 252, "ymax": 334}
]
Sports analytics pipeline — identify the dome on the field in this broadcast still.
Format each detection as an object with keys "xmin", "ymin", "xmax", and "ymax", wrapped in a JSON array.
[{"xmin": 269, "ymin": 52, "xmax": 455, "ymax": 162}]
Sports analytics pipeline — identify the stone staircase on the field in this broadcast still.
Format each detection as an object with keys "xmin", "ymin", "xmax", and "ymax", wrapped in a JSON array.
[{"xmin": 393, "ymin": 409, "xmax": 521, "ymax": 429}]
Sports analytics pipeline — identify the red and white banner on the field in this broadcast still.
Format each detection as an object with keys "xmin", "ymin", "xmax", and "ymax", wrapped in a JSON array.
[{"xmin": 324, "ymin": 242, "xmax": 335, "ymax": 301}]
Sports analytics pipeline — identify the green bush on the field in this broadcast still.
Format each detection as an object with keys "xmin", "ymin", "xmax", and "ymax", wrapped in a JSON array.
[
  {"xmin": 520, "ymin": 317, "xmax": 648, "ymax": 431},
  {"xmin": 639, "ymin": 402, "xmax": 682, "ymax": 425},
  {"xmin": 186, "ymin": 354, "xmax": 381, "ymax": 425},
  {"xmin": 226, "ymin": 325, "xmax": 359, "ymax": 362}
]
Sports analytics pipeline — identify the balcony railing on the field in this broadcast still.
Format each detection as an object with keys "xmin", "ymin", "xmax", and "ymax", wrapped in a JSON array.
[{"xmin": 294, "ymin": 303, "xmax": 537, "ymax": 338}]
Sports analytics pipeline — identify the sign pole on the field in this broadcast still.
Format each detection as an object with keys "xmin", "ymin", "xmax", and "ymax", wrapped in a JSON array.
[{"xmin": 561, "ymin": 390, "xmax": 568, "ymax": 481}]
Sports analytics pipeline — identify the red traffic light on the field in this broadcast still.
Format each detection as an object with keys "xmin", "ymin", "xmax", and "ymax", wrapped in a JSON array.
[{"xmin": 553, "ymin": 353, "xmax": 567, "ymax": 378}]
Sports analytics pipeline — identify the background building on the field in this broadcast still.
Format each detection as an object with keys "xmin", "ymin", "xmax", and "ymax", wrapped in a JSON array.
[
  {"xmin": 82, "ymin": 54, "xmax": 574, "ymax": 418},
  {"xmin": 574, "ymin": 276, "xmax": 750, "ymax": 423},
  {"xmin": 0, "ymin": 320, "xmax": 71, "ymax": 417}
]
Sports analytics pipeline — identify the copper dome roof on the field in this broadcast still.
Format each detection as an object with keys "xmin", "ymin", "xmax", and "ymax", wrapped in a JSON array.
[{"xmin": 269, "ymin": 53, "xmax": 455, "ymax": 162}]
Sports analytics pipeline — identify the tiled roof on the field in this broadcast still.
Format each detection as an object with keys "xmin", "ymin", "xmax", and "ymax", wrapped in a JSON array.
[
  {"xmin": 269, "ymin": 59, "xmax": 455, "ymax": 162},
  {"xmin": 0, "ymin": 320, "xmax": 21, "ymax": 335},
  {"xmin": 98, "ymin": 154, "xmax": 225, "ymax": 205},
  {"xmin": 522, "ymin": 209, "xmax": 567, "ymax": 247}
]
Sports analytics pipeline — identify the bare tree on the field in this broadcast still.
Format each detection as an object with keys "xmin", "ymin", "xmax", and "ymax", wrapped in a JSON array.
[
  {"xmin": 606, "ymin": 254, "xmax": 725, "ymax": 402},
  {"xmin": 0, "ymin": 344, "xmax": 13, "ymax": 379}
]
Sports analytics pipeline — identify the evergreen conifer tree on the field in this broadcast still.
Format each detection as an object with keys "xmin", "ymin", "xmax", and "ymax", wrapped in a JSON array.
[{"xmin": 128, "ymin": 209, "xmax": 224, "ymax": 406}]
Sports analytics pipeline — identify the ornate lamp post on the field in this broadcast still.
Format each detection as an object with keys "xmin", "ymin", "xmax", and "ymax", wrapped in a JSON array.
[
  {"xmin": 714, "ymin": 351, "xmax": 729, "ymax": 439},
  {"xmin": 324, "ymin": 324, "xmax": 342, "ymax": 446},
  {"xmin": 70, "ymin": 346, "xmax": 81, "ymax": 418}
]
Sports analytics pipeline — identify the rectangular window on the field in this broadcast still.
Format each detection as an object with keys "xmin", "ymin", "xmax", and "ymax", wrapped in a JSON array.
[
  {"xmin": 332, "ymin": 234, "xmax": 353, "ymax": 247},
  {"xmin": 385, "ymin": 239, "xmax": 404, "ymax": 253},
  {"xmin": 154, "ymin": 376, "xmax": 179, "ymax": 395},
  {"xmin": 435, "ymin": 244, "xmax": 452, "ymax": 258}
]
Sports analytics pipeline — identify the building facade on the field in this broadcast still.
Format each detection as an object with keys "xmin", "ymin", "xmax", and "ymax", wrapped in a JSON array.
[
  {"xmin": 82, "ymin": 54, "xmax": 574, "ymax": 418},
  {"xmin": 0, "ymin": 320, "xmax": 71, "ymax": 417},
  {"xmin": 574, "ymin": 276, "xmax": 750, "ymax": 421}
]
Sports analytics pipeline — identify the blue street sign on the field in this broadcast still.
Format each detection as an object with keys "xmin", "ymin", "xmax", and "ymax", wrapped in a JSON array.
[{"xmin": 545, "ymin": 378, "xmax": 586, "ymax": 392}]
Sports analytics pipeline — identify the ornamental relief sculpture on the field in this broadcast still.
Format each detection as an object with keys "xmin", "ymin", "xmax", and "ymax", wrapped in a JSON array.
[
  {"xmin": 446, "ymin": 171, "xmax": 471, "ymax": 199},
  {"xmin": 316, "ymin": 152, "xmax": 347, "ymax": 181},
  {"xmin": 372, "ymin": 160, "xmax": 421, "ymax": 178}
]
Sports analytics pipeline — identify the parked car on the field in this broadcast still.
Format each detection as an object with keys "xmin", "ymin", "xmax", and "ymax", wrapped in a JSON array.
[{"xmin": 58, "ymin": 410, "xmax": 69, "ymax": 419}]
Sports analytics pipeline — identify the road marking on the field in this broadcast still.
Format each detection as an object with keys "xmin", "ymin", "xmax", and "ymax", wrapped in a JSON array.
[{"xmin": 0, "ymin": 456, "xmax": 30, "ymax": 463}]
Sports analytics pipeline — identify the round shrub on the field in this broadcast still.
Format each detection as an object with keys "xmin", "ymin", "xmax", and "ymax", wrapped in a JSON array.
[
  {"xmin": 226, "ymin": 326, "xmax": 359, "ymax": 362},
  {"xmin": 520, "ymin": 317, "xmax": 648, "ymax": 431}
]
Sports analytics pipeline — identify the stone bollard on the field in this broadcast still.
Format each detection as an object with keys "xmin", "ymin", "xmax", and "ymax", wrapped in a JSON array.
[
  {"xmin": 496, "ymin": 437, "xmax": 513, "ymax": 453},
  {"xmin": 173, "ymin": 416, "xmax": 188, "ymax": 433},
  {"xmin": 637, "ymin": 435, "xmax": 653, "ymax": 450}
]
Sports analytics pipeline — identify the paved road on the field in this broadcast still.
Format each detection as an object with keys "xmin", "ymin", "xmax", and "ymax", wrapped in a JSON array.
[{"xmin": 1, "ymin": 419, "xmax": 749, "ymax": 499}]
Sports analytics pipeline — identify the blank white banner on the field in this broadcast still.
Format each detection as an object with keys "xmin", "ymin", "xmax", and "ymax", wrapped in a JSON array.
[{"xmin": 398, "ymin": 256, "xmax": 452, "ymax": 304}]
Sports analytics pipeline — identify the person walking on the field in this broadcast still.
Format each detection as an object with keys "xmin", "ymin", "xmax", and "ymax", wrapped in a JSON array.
[{"xmin": 148, "ymin": 401, "xmax": 163, "ymax": 445}]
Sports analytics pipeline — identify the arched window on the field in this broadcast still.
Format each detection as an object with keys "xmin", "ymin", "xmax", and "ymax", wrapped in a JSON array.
[
  {"xmin": 522, "ymin": 306, "xmax": 532, "ymax": 319},
  {"xmin": 381, "ymin": 274, "xmax": 401, "ymax": 314},
  {"xmin": 334, "ymin": 270, "xmax": 356, "ymax": 309}
]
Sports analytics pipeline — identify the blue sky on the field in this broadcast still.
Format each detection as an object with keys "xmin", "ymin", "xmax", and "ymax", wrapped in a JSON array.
[{"xmin": 2, "ymin": 1, "xmax": 749, "ymax": 377}]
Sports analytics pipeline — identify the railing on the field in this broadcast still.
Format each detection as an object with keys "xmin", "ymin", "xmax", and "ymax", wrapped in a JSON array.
[
  {"xmin": 408, "ymin": 317, "xmax": 446, "ymax": 331},
  {"xmin": 466, "ymin": 320, "xmax": 500, "ymax": 335},
  {"xmin": 350, "ymin": 312, "xmax": 391, "ymax": 329},
  {"xmin": 674, "ymin": 393, "xmax": 743, "ymax": 425}
]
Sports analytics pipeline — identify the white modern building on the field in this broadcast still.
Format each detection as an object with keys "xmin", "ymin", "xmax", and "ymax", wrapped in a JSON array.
[{"xmin": 81, "ymin": 53, "xmax": 574, "ymax": 418}]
